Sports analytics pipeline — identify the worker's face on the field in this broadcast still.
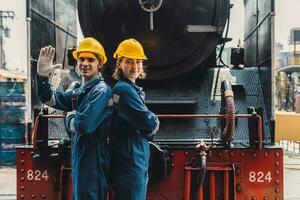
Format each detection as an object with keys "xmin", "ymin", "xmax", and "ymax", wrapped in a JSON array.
[
  {"xmin": 77, "ymin": 52, "xmax": 101, "ymax": 81},
  {"xmin": 118, "ymin": 57, "xmax": 143, "ymax": 83}
]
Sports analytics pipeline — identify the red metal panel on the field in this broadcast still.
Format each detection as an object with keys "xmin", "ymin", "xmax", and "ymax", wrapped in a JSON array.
[
  {"xmin": 147, "ymin": 151, "xmax": 186, "ymax": 199},
  {"xmin": 147, "ymin": 148, "xmax": 284, "ymax": 200},
  {"xmin": 241, "ymin": 149, "xmax": 284, "ymax": 199},
  {"xmin": 17, "ymin": 148, "xmax": 58, "ymax": 199},
  {"xmin": 16, "ymin": 147, "xmax": 72, "ymax": 200},
  {"xmin": 16, "ymin": 146, "xmax": 283, "ymax": 200}
]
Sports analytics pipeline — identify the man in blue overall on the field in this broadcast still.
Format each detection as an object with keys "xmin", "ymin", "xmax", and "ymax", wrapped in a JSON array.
[{"xmin": 36, "ymin": 38, "xmax": 112, "ymax": 200}]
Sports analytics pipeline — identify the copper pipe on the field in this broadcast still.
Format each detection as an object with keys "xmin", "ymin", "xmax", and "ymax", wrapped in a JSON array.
[
  {"xmin": 209, "ymin": 172, "xmax": 216, "ymax": 200},
  {"xmin": 221, "ymin": 96, "xmax": 235, "ymax": 141},
  {"xmin": 220, "ymin": 81, "xmax": 235, "ymax": 142},
  {"xmin": 224, "ymin": 171, "xmax": 229, "ymax": 200},
  {"xmin": 184, "ymin": 170, "xmax": 191, "ymax": 200}
]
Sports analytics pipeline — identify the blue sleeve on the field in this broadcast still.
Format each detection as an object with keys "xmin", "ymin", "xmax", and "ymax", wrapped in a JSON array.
[
  {"xmin": 116, "ymin": 86, "xmax": 159, "ymax": 140},
  {"xmin": 72, "ymin": 86, "xmax": 112, "ymax": 135},
  {"xmin": 36, "ymin": 75, "xmax": 73, "ymax": 111}
]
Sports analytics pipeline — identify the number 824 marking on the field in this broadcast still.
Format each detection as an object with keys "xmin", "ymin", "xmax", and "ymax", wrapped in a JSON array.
[
  {"xmin": 248, "ymin": 171, "xmax": 272, "ymax": 183},
  {"xmin": 26, "ymin": 170, "xmax": 49, "ymax": 181}
]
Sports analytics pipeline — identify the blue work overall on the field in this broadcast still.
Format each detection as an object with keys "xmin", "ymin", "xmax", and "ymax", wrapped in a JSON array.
[
  {"xmin": 37, "ymin": 75, "xmax": 112, "ymax": 200},
  {"xmin": 110, "ymin": 77, "xmax": 159, "ymax": 200}
]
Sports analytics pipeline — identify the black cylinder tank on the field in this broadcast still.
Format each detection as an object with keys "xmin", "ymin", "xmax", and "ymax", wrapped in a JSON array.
[{"xmin": 78, "ymin": 0, "xmax": 230, "ymax": 80}]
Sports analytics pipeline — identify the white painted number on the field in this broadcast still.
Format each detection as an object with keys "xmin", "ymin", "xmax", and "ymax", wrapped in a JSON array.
[
  {"xmin": 264, "ymin": 171, "xmax": 272, "ymax": 182},
  {"xmin": 26, "ymin": 170, "xmax": 49, "ymax": 181},
  {"xmin": 248, "ymin": 171, "xmax": 272, "ymax": 183},
  {"xmin": 34, "ymin": 170, "xmax": 41, "ymax": 180},
  {"xmin": 42, "ymin": 170, "xmax": 49, "ymax": 180},
  {"xmin": 257, "ymin": 171, "xmax": 264, "ymax": 182},
  {"xmin": 26, "ymin": 170, "xmax": 33, "ymax": 180}
]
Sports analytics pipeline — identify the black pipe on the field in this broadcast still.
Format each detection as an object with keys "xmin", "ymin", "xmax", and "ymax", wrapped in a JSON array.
[{"xmin": 191, "ymin": 151, "xmax": 207, "ymax": 200}]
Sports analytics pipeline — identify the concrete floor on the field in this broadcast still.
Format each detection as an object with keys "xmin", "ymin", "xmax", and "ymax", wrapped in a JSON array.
[
  {"xmin": 0, "ymin": 151, "xmax": 300, "ymax": 200},
  {"xmin": 283, "ymin": 151, "xmax": 300, "ymax": 200},
  {"xmin": 0, "ymin": 166, "xmax": 15, "ymax": 200}
]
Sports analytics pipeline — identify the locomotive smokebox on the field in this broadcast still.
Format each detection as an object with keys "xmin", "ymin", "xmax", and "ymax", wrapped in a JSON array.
[{"xmin": 78, "ymin": 0, "xmax": 230, "ymax": 80}]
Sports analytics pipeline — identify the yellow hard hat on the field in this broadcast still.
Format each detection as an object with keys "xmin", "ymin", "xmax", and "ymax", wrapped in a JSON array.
[
  {"xmin": 113, "ymin": 38, "xmax": 147, "ymax": 60},
  {"xmin": 73, "ymin": 37, "xmax": 107, "ymax": 64}
]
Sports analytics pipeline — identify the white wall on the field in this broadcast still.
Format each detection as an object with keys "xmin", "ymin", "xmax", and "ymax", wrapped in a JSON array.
[
  {"xmin": 275, "ymin": 0, "xmax": 300, "ymax": 50},
  {"xmin": 0, "ymin": 0, "xmax": 26, "ymax": 72},
  {"xmin": 226, "ymin": 0, "xmax": 245, "ymax": 48}
]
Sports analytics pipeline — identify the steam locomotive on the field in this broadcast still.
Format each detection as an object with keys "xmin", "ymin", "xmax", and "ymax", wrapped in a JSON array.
[{"xmin": 16, "ymin": 0, "xmax": 282, "ymax": 199}]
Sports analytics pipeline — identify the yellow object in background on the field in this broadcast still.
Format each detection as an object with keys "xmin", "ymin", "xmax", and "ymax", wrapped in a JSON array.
[{"xmin": 275, "ymin": 111, "xmax": 300, "ymax": 142}]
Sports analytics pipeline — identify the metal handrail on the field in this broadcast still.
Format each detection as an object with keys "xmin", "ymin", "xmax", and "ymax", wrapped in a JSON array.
[
  {"xmin": 32, "ymin": 114, "xmax": 65, "ymax": 150},
  {"xmin": 156, "ymin": 114, "xmax": 263, "ymax": 150},
  {"xmin": 32, "ymin": 113, "xmax": 263, "ymax": 150}
]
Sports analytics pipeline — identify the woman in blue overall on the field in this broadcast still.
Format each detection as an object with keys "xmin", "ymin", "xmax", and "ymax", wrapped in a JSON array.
[
  {"xmin": 110, "ymin": 38, "xmax": 160, "ymax": 200},
  {"xmin": 36, "ymin": 37, "xmax": 112, "ymax": 200}
]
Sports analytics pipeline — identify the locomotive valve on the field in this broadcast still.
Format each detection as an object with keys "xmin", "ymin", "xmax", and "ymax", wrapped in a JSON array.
[{"xmin": 139, "ymin": 0, "xmax": 163, "ymax": 30}]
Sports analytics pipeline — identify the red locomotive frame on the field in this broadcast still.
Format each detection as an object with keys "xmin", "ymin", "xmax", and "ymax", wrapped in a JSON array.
[{"xmin": 16, "ymin": 114, "xmax": 283, "ymax": 199}]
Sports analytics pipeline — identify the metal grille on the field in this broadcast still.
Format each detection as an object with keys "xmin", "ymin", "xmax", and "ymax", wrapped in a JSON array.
[{"xmin": 152, "ymin": 68, "xmax": 271, "ymax": 144}]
